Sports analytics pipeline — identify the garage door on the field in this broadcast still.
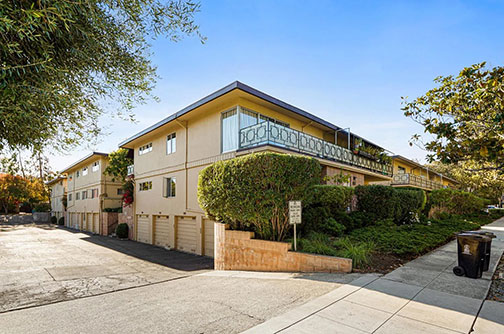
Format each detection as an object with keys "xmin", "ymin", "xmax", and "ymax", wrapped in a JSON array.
[
  {"xmin": 86, "ymin": 213, "xmax": 93, "ymax": 232},
  {"xmin": 176, "ymin": 216, "xmax": 197, "ymax": 254},
  {"xmin": 82, "ymin": 213, "xmax": 88, "ymax": 231},
  {"xmin": 203, "ymin": 219, "xmax": 215, "ymax": 257},
  {"xmin": 93, "ymin": 213, "xmax": 100, "ymax": 234},
  {"xmin": 137, "ymin": 214, "xmax": 151, "ymax": 244},
  {"xmin": 154, "ymin": 215, "xmax": 170, "ymax": 248},
  {"xmin": 75, "ymin": 213, "xmax": 80, "ymax": 230}
]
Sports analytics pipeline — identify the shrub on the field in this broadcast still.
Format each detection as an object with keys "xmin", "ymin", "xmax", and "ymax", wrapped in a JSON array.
[
  {"xmin": 334, "ymin": 238, "xmax": 375, "ymax": 268},
  {"xmin": 427, "ymin": 188, "xmax": 485, "ymax": 216},
  {"xmin": 104, "ymin": 207, "xmax": 122, "ymax": 213},
  {"xmin": 306, "ymin": 185, "xmax": 354, "ymax": 215},
  {"xmin": 355, "ymin": 185, "xmax": 396, "ymax": 220},
  {"xmin": 297, "ymin": 232, "xmax": 338, "ymax": 256},
  {"xmin": 354, "ymin": 185, "xmax": 425, "ymax": 224},
  {"xmin": 33, "ymin": 202, "xmax": 51, "ymax": 212},
  {"xmin": 51, "ymin": 216, "xmax": 57, "ymax": 224},
  {"xmin": 198, "ymin": 153, "xmax": 321, "ymax": 241},
  {"xmin": 116, "ymin": 223, "xmax": 129, "ymax": 239},
  {"xmin": 58, "ymin": 217, "xmax": 64, "ymax": 225}
]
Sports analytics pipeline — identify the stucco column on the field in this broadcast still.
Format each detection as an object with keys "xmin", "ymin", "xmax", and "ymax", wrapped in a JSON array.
[
  {"xmin": 168, "ymin": 215, "xmax": 176, "ymax": 249},
  {"xmin": 196, "ymin": 215, "xmax": 203, "ymax": 255}
]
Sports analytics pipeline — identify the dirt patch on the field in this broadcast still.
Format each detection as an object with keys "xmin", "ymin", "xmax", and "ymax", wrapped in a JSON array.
[
  {"xmin": 354, "ymin": 253, "xmax": 417, "ymax": 274},
  {"xmin": 487, "ymin": 254, "xmax": 504, "ymax": 302}
]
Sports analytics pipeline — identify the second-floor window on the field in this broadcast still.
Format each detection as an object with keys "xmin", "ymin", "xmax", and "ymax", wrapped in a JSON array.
[
  {"xmin": 398, "ymin": 166, "xmax": 406, "ymax": 174},
  {"xmin": 91, "ymin": 189, "xmax": 98, "ymax": 198},
  {"xmin": 163, "ymin": 177, "xmax": 176, "ymax": 197},
  {"xmin": 139, "ymin": 143, "xmax": 152, "ymax": 155},
  {"xmin": 82, "ymin": 167, "xmax": 88, "ymax": 176},
  {"xmin": 82, "ymin": 191, "xmax": 87, "ymax": 199},
  {"xmin": 76, "ymin": 171, "xmax": 80, "ymax": 178},
  {"xmin": 166, "ymin": 133, "xmax": 176, "ymax": 154},
  {"xmin": 68, "ymin": 193, "xmax": 72, "ymax": 201},
  {"xmin": 76, "ymin": 192, "xmax": 80, "ymax": 200},
  {"xmin": 139, "ymin": 181, "xmax": 152, "ymax": 191},
  {"xmin": 92, "ymin": 161, "xmax": 100, "ymax": 172}
]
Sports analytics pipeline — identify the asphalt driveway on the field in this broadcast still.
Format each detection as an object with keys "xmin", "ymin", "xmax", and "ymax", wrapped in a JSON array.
[{"xmin": 0, "ymin": 218, "xmax": 350, "ymax": 333}]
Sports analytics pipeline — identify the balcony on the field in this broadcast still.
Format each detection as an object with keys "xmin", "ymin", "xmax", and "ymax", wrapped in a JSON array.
[
  {"xmin": 238, "ymin": 121, "xmax": 393, "ymax": 176},
  {"xmin": 392, "ymin": 173, "xmax": 445, "ymax": 190},
  {"xmin": 127, "ymin": 164, "xmax": 134, "ymax": 176}
]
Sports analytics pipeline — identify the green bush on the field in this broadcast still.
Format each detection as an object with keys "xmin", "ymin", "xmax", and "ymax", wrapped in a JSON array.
[
  {"xmin": 427, "ymin": 188, "xmax": 485, "ymax": 216},
  {"xmin": 33, "ymin": 202, "xmax": 51, "ymax": 212},
  {"xmin": 58, "ymin": 217, "xmax": 64, "ymax": 225},
  {"xmin": 198, "ymin": 153, "xmax": 321, "ymax": 241},
  {"xmin": 50, "ymin": 216, "xmax": 57, "ymax": 224},
  {"xmin": 333, "ymin": 238, "xmax": 375, "ymax": 268},
  {"xmin": 348, "ymin": 215, "xmax": 484, "ymax": 255},
  {"xmin": 116, "ymin": 223, "xmax": 129, "ymax": 239},
  {"xmin": 354, "ymin": 185, "xmax": 425, "ymax": 224},
  {"xmin": 297, "ymin": 232, "xmax": 339, "ymax": 256},
  {"xmin": 104, "ymin": 207, "xmax": 122, "ymax": 213}
]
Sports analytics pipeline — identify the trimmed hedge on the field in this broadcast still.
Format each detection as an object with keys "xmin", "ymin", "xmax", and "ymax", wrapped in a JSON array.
[
  {"xmin": 198, "ymin": 152, "xmax": 321, "ymax": 241},
  {"xmin": 303, "ymin": 185, "xmax": 354, "ymax": 236},
  {"xmin": 51, "ymin": 216, "xmax": 57, "ymax": 224},
  {"xmin": 427, "ymin": 188, "xmax": 486, "ymax": 216},
  {"xmin": 354, "ymin": 185, "xmax": 426, "ymax": 224}
]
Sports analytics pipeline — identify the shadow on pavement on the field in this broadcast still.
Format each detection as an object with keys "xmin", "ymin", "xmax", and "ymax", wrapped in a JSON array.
[{"xmin": 79, "ymin": 231, "xmax": 214, "ymax": 272}]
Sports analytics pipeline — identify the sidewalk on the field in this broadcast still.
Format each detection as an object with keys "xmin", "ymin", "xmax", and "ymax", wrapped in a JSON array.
[{"xmin": 243, "ymin": 218, "xmax": 504, "ymax": 334}]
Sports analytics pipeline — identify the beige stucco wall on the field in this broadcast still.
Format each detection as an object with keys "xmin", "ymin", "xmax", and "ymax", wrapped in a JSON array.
[
  {"xmin": 49, "ymin": 178, "xmax": 67, "ymax": 218},
  {"xmin": 66, "ymin": 155, "xmax": 122, "ymax": 215}
]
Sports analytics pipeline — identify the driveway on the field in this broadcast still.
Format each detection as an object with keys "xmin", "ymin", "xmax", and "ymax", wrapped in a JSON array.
[{"xmin": 0, "ymin": 219, "xmax": 353, "ymax": 333}]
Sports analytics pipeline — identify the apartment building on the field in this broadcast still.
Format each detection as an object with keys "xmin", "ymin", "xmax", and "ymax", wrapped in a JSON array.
[
  {"xmin": 390, "ymin": 155, "xmax": 458, "ymax": 191},
  {"xmin": 46, "ymin": 175, "xmax": 67, "ymax": 220},
  {"xmin": 119, "ymin": 81, "xmax": 394, "ymax": 257},
  {"xmin": 61, "ymin": 152, "xmax": 122, "ymax": 232}
]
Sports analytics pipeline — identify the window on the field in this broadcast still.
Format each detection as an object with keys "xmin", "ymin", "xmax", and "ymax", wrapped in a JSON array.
[
  {"xmin": 82, "ymin": 167, "xmax": 88, "ymax": 176},
  {"xmin": 92, "ymin": 161, "xmax": 100, "ymax": 172},
  {"xmin": 69, "ymin": 175, "xmax": 73, "ymax": 181},
  {"xmin": 82, "ymin": 191, "xmax": 87, "ymax": 199},
  {"xmin": 68, "ymin": 193, "xmax": 72, "ymax": 201},
  {"xmin": 139, "ymin": 143, "xmax": 152, "ymax": 155},
  {"xmin": 222, "ymin": 109, "xmax": 238, "ymax": 152},
  {"xmin": 166, "ymin": 133, "xmax": 176, "ymax": 154},
  {"xmin": 117, "ymin": 188, "xmax": 124, "ymax": 195},
  {"xmin": 91, "ymin": 189, "xmax": 98, "ymax": 198},
  {"xmin": 76, "ymin": 171, "xmax": 80, "ymax": 178},
  {"xmin": 221, "ymin": 107, "xmax": 290, "ymax": 153},
  {"xmin": 163, "ymin": 177, "xmax": 176, "ymax": 197},
  {"xmin": 139, "ymin": 181, "xmax": 152, "ymax": 191},
  {"xmin": 398, "ymin": 166, "xmax": 406, "ymax": 174},
  {"xmin": 76, "ymin": 192, "xmax": 80, "ymax": 200}
]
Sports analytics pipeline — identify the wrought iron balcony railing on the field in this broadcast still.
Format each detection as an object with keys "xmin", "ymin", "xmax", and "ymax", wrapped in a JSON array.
[
  {"xmin": 238, "ymin": 121, "xmax": 393, "ymax": 176},
  {"xmin": 392, "ymin": 173, "xmax": 445, "ymax": 190},
  {"xmin": 127, "ymin": 164, "xmax": 134, "ymax": 176}
]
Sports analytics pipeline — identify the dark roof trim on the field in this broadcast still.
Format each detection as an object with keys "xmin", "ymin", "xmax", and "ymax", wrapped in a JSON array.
[
  {"xmin": 118, "ymin": 81, "xmax": 384, "ymax": 149},
  {"xmin": 60, "ymin": 152, "xmax": 108, "ymax": 174}
]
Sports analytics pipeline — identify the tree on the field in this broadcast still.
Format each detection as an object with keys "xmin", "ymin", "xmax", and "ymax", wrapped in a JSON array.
[
  {"xmin": 1, "ymin": 0, "xmax": 204, "ymax": 152},
  {"xmin": 0, "ymin": 174, "xmax": 29, "ymax": 213},
  {"xmin": 403, "ymin": 62, "xmax": 504, "ymax": 171},
  {"xmin": 104, "ymin": 149, "xmax": 133, "ymax": 182},
  {"xmin": 427, "ymin": 161, "xmax": 504, "ymax": 205}
]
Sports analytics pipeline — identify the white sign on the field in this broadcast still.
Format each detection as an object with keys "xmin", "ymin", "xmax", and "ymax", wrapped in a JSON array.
[{"xmin": 289, "ymin": 201, "xmax": 302, "ymax": 225}]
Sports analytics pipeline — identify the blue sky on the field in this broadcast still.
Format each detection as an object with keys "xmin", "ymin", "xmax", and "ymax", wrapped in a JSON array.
[{"xmin": 50, "ymin": 0, "xmax": 504, "ymax": 171}]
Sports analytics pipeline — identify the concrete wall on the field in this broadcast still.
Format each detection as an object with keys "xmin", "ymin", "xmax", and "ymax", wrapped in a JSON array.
[{"xmin": 214, "ymin": 223, "xmax": 352, "ymax": 273}]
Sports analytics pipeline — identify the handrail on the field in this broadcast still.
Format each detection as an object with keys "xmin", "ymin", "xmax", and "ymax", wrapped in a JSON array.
[
  {"xmin": 392, "ymin": 173, "xmax": 444, "ymax": 190},
  {"xmin": 238, "ymin": 121, "xmax": 393, "ymax": 176}
]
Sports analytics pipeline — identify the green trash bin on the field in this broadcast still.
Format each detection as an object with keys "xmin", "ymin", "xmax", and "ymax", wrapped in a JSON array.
[
  {"xmin": 462, "ymin": 231, "xmax": 496, "ymax": 271},
  {"xmin": 453, "ymin": 233, "xmax": 490, "ymax": 279}
]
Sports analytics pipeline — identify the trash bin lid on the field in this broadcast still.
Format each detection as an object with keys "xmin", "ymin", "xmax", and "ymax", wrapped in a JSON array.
[
  {"xmin": 462, "ymin": 230, "xmax": 496, "ymax": 238},
  {"xmin": 456, "ymin": 233, "xmax": 492, "ymax": 242}
]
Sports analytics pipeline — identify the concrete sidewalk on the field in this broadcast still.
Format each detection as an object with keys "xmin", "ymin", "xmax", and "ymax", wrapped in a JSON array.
[{"xmin": 244, "ymin": 218, "xmax": 504, "ymax": 334}]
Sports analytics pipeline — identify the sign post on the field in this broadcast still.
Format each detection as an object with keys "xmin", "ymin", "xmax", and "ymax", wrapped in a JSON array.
[{"xmin": 289, "ymin": 201, "xmax": 302, "ymax": 251}]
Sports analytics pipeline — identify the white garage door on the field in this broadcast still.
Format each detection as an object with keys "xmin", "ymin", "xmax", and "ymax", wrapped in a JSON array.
[
  {"xmin": 93, "ymin": 213, "xmax": 100, "ymax": 234},
  {"xmin": 86, "ymin": 213, "xmax": 92, "ymax": 232},
  {"xmin": 154, "ymin": 215, "xmax": 170, "ymax": 248},
  {"xmin": 137, "ymin": 214, "xmax": 151, "ymax": 244},
  {"xmin": 176, "ymin": 216, "xmax": 197, "ymax": 254},
  {"xmin": 203, "ymin": 219, "xmax": 215, "ymax": 258}
]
